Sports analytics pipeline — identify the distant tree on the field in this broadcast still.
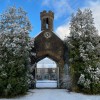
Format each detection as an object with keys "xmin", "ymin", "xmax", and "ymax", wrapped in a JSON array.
[
  {"xmin": 0, "ymin": 6, "xmax": 32, "ymax": 97},
  {"xmin": 65, "ymin": 9, "xmax": 100, "ymax": 94}
]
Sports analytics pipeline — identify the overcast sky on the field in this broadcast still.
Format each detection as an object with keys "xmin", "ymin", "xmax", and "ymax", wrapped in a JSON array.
[{"xmin": 0, "ymin": 0, "xmax": 100, "ymax": 40}]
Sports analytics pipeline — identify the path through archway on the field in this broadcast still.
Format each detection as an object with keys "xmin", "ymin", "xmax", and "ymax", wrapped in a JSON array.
[{"xmin": 36, "ymin": 57, "xmax": 59, "ymax": 88}]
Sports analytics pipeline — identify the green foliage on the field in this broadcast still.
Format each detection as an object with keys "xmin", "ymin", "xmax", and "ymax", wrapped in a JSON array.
[
  {"xmin": 0, "ymin": 6, "xmax": 32, "ymax": 97},
  {"xmin": 65, "ymin": 9, "xmax": 100, "ymax": 94}
]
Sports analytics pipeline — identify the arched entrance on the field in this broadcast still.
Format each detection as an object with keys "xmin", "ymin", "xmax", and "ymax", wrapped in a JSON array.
[{"xmin": 36, "ymin": 57, "xmax": 59, "ymax": 88}]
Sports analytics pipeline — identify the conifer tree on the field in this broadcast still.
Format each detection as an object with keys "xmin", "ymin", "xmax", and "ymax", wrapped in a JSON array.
[
  {"xmin": 66, "ymin": 9, "xmax": 100, "ymax": 94},
  {"xmin": 0, "ymin": 6, "xmax": 32, "ymax": 97}
]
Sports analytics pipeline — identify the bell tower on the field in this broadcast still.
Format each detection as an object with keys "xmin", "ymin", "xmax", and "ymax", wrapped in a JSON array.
[{"xmin": 40, "ymin": 10, "xmax": 54, "ymax": 31}]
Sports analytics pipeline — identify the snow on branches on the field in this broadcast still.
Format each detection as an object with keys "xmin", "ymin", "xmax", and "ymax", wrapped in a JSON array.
[
  {"xmin": 66, "ymin": 9, "xmax": 100, "ymax": 94},
  {"xmin": 0, "ymin": 6, "xmax": 32, "ymax": 97}
]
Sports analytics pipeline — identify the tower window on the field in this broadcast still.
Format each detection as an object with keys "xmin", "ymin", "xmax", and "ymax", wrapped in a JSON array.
[
  {"xmin": 46, "ymin": 18, "xmax": 49, "ymax": 29},
  {"xmin": 46, "ymin": 23, "xmax": 48, "ymax": 29}
]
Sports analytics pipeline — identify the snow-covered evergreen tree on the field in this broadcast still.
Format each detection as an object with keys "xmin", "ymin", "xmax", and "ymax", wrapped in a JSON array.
[
  {"xmin": 0, "ymin": 6, "xmax": 32, "ymax": 97},
  {"xmin": 66, "ymin": 9, "xmax": 100, "ymax": 94}
]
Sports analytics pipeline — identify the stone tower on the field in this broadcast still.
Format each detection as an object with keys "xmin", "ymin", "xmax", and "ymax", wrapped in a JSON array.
[{"xmin": 40, "ymin": 10, "xmax": 54, "ymax": 31}]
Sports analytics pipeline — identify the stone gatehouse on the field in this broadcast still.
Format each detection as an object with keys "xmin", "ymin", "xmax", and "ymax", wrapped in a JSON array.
[{"xmin": 31, "ymin": 10, "xmax": 70, "ymax": 88}]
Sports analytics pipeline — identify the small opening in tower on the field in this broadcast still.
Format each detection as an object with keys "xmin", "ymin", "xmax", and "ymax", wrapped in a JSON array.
[{"xmin": 46, "ymin": 18, "xmax": 49, "ymax": 29}]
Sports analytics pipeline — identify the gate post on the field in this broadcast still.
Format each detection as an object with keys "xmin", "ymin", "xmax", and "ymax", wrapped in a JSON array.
[
  {"xmin": 57, "ymin": 66, "xmax": 59, "ymax": 88},
  {"xmin": 35, "ymin": 66, "xmax": 37, "ymax": 88},
  {"xmin": 58, "ymin": 61, "xmax": 65, "ymax": 88}
]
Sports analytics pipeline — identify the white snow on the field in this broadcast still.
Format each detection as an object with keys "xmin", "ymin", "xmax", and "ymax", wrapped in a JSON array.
[
  {"xmin": 36, "ymin": 80, "xmax": 57, "ymax": 88},
  {"xmin": 0, "ymin": 89, "xmax": 100, "ymax": 100}
]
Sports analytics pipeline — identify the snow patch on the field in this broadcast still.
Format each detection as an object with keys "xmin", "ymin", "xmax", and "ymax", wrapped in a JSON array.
[{"xmin": 36, "ymin": 80, "xmax": 57, "ymax": 88}]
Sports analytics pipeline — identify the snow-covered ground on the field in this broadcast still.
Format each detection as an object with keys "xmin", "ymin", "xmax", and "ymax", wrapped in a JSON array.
[
  {"xmin": 1, "ymin": 89, "xmax": 100, "ymax": 100},
  {"xmin": 36, "ymin": 80, "xmax": 57, "ymax": 88}
]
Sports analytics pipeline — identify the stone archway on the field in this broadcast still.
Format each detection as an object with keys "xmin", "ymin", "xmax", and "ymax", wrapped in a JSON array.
[
  {"xmin": 33, "ymin": 31, "xmax": 65, "ymax": 88},
  {"xmin": 31, "ymin": 10, "xmax": 69, "ymax": 88}
]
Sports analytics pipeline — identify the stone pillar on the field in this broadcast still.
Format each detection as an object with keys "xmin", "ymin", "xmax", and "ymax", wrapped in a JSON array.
[{"xmin": 58, "ymin": 61, "xmax": 65, "ymax": 88}]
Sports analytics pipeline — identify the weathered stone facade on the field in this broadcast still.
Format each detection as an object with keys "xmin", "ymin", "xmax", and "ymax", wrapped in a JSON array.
[
  {"xmin": 40, "ymin": 10, "xmax": 54, "ymax": 31},
  {"xmin": 31, "ymin": 10, "xmax": 69, "ymax": 88}
]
